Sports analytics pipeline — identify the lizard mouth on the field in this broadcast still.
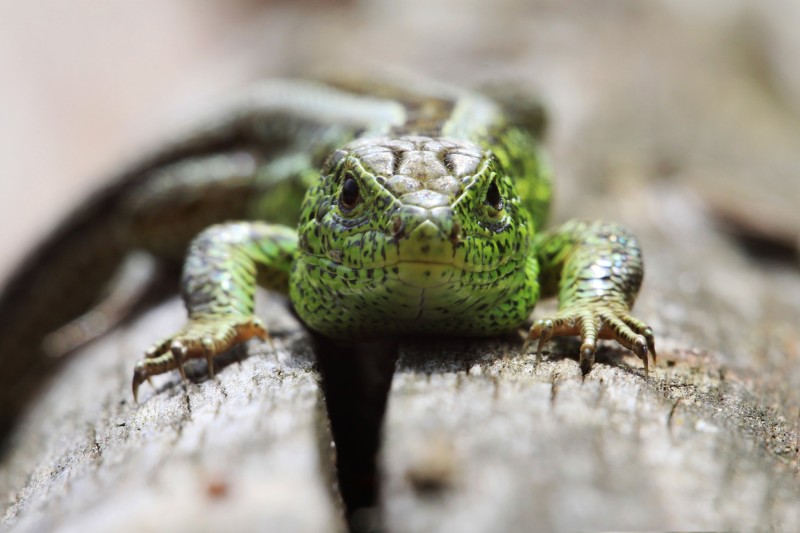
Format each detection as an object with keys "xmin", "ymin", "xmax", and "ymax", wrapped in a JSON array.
[
  {"xmin": 395, "ymin": 258, "xmax": 454, "ymax": 266},
  {"xmin": 394, "ymin": 219, "xmax": 456, "ymax": 265}
]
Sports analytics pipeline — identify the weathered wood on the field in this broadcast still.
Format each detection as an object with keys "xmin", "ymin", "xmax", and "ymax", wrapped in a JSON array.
[
  {"xmin": 1, "ymin": 296, "xmax": 344, "ymax": 533},
  {"xmin": 4, "ymin": 3, "xmax": 800, "ymax": 531},
  {"xmin": 379, "ymin": 186, "xmax": 800, "ymax": 532}
]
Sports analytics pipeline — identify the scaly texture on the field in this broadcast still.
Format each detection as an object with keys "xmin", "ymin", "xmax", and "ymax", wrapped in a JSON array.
[
  {"xmin": 0, "ymin": 78, "xmax": 653, "ymax": 409},
  {"xmin": 527, "ymin": 220, "xmax": 655, "ymax": 373},
  {"xmin": 132, "ymin": 222, "xmax": 297, "ymax": 399},
  {"xmin": 129, "ymin": 80, "xmax": 653, "ymax": 397}
]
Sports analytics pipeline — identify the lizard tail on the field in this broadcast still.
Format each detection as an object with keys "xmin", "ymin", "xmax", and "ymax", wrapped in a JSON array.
[{"xmin": 0, "ymin": 187, "xmax": 132, "ymax": 448}]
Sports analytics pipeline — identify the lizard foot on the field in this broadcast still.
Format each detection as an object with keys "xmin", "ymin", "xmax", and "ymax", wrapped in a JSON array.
[
  {"xmin": 523, "ymin": 303, "xmax": 656, "ymax": 375},
  {"xmin": 132, "ymin": 315, "xmax": 269, "ymax": 402}
]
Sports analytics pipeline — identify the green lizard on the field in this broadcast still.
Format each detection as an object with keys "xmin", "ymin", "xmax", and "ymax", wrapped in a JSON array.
[{"xmin": 0, "ymin": 78, "xmax": 654, "ymax": 424}]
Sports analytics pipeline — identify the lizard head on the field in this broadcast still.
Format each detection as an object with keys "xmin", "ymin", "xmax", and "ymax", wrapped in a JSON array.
[{"xmin": 296, "ymin": 135, "xmax": 533, "ymax": 290}]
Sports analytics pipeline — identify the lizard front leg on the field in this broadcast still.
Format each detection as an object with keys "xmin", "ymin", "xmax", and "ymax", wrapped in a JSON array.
[
  {"xmin": 525, "ymin": 220, "xmax": 656, "ymax": 374},
  {"xmin": 132, "ymin": 222, "xmax": 297, "ymax": 401}
]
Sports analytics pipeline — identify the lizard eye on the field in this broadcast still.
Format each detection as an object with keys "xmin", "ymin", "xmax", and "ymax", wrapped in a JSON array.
[
  {"xmin": 339, "ymin": 175, "xmax": 361, "ymax": 211},
  {"xmin": 484, "ymin": 180, "xmax": 504, "ymax": 212}
]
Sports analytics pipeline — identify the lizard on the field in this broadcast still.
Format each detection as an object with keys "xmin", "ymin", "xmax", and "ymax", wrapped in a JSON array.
[{"xmin": 0, "ymin": 77, "xmax": 655, "ymax": 432}]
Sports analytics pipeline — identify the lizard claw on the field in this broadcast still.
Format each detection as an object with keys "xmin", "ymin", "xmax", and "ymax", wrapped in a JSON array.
[
  {"xmin": 524, "ymin": 303, "xmax": 655, "ymax": 375},
  {"xmin": 202, "ymin": 337, "xmax": 216, "ymax": 378},
  {"xmin": 633, "ymin": 335, "xmax": 649, "ymax": 375},
  {"xmin": 523, "ymin": 318, "xmax": 553, "ymax": 366},
  {"xmin": 170, "ymin": 340, "xmax": 189, "ymax": 381},
  {"xmin": 132, "ymin": 315, "xmax": 270, "ymax": 402},
  {"xmin": 642, "ymin": 326, "xmax": 657, "ymax": 364},
  {"xmin": 132, "ymin": 361, "xmax": 147, "ymax": 403},
  {"xmin": 580, "ymin": 343, "xmax": 595, "ymax": 375}
]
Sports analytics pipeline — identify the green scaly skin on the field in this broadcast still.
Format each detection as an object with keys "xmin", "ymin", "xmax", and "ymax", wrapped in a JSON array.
[
  {"xmin": 0, "ymin": 78, "xmax": 654, "ymax": 415},
  {"xmin": 129, "ymin": 79, "xmax": 655, "ymax": 400}
]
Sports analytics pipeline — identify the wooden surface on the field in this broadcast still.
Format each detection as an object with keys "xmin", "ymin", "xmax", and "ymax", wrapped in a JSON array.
[
  {"xmin": 3, "ymin": 1, "xmax": 800, "ymax": 532},
  {"xmin": 2, "ymin": 141, "xmax": 800, "ymax": 533},
  {"xmin": 1, "ymin": 297, "xmax": 344, "ymax": 533},
  {"xmin": 378, "ymin": 182, "xmax": 800, "ymax": 532}
]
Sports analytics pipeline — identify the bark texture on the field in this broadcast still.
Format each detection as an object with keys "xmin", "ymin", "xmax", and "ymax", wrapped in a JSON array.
[
  {"xmin": 1, "ymin": 298, "xmax": 344, "ymax": 533},
  {"xmin": 378, "ymin": 182, "xmax": 800, "ymax": 532},
  {"xmin": 3, "ymin": 1, "xmax": 800, "ymax": 532}
]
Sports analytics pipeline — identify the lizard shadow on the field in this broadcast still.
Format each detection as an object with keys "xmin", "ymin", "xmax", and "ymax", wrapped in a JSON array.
[
  {"xmin": 313, "ymin": 335, "xmax": 398, "ymax": 532},
  {"xmin": 144, "ymin": 328, "xmax": 390, "ymax": 532},
  {"xmin": 311, "ymin": 331, "xmax": 641, "ymax": 532},
  {"xmin": 158, "ymin": 327, "xmax": 644, "ymax": 533}
]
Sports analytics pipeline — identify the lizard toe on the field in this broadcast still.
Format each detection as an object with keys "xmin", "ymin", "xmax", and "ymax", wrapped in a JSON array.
[
  {"xmin": 170, "ymin": 340, "xmax": 189, "ymax": 381},
  {"xmin": 527, "ymin": 304, "xmax": 655, "ymax": 375},
  {"xmin": 524, "ymin": 318, "xmax": 554, "ymax": 365},
  {"xmin": 132, "ymin": 315, "xmax": 271, "ymax": 401},
  {"xmin": 579, "ymin": 343, "xmax": 595, "ymax": 375}
]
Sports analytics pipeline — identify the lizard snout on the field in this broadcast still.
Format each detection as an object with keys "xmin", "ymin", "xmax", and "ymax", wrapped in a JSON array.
[
  {"xmin": 388, "ymin": 205, "xmax": 459, "ymax": 243},
  {"xmin": 388, "ymin": 205, "xmax": 460, "ymax": 266}
]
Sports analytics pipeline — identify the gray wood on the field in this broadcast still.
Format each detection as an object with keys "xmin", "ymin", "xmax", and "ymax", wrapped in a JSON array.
[
  {"xmin": 4, "ymin": 3, "xmax": 800, "ymax": 531},
  {"xmin": 1, "ymin": 296, "xmax": 344, "ymax": 533},
  {"xmin": 379, "ymin": 185, "xmax": 800, "ymax": 532}
]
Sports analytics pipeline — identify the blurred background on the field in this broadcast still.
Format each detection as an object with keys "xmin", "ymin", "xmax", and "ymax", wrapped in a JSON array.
[
  {"xmin": 0, "ymin": 0, "xmax": 799, "ymax": 335},
  {"xmin": 2, "ymin": 2, "xmax": 800, "ymax": 529}
]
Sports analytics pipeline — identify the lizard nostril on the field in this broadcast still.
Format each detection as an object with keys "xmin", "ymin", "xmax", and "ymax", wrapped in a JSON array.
[
  {"xmin": 391, "ymin": 216, "xmax": 404, "ymax": 239},
  {"xmin": 449, "ymin": 222, "xmax": 462, "ymax": 245}
]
